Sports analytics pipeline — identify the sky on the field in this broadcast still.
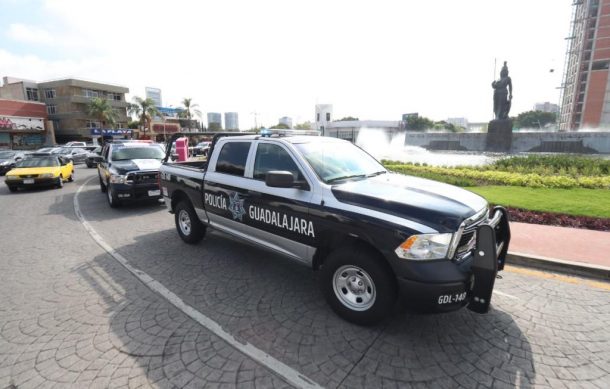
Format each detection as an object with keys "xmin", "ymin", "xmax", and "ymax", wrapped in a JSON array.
[{"xmin": 0, "ymin": 0, "xmax": 572, "ymax": 128}]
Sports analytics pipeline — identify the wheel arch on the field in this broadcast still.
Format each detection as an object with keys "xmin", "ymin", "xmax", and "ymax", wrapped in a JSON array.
[
  {"xmin": 171, "ymin": 189, "xmax": 191, "ymax": 213},
  {"xmin": 313, "ymin": 232, "xmax": 393, "ymax": 276}
]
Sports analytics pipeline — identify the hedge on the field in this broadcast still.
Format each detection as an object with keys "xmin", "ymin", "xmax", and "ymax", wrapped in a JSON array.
[{"xmin": 384, "ymin": 164, "xmax": 610, "ymax": 189}]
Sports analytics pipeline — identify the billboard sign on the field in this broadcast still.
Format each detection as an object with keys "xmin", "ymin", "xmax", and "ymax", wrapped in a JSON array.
[
  {"xmin": 0, "ymin": 116, "xmax": 45, "ymax": 131},
  {"xmin": 90, "ymin": 128, "xmax": 132, "ymax": 136}
]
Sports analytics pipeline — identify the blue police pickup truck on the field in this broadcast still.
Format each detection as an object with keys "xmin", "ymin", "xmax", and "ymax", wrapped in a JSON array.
[{"xmin": 159, "ymin": 132, "xmax": 510, "ymax": 325}]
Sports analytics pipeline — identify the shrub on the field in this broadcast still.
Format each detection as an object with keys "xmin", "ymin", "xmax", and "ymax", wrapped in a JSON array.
[{"xmin": 383, "ymin": 163, "xmax": 610, "ymax": 189}]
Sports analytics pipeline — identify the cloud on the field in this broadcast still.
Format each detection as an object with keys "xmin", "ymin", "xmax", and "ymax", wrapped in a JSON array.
[
  {"xmin": 2, "ymin": 0, "xmax": 572, "ymax": 127},
  {"xmin": 7, "ymin": 23, "xmax": 54, "ymax": 44}
]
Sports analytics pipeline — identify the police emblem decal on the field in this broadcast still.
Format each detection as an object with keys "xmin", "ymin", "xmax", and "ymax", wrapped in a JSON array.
[{"xmin": 228, "ymin": 192, "xmax": 246, "ymax": 221}]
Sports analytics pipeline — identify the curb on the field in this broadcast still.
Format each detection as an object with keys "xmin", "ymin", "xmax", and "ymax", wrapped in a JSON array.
[{"xmin": 506, "ymin": 251, "xmax": 610, "ymax": 281}]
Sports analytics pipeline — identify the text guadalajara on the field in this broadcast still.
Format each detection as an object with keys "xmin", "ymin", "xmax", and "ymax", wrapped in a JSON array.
[{"xmin": 205, "ymin": 192, "xmax": 315, "ymax": 238}]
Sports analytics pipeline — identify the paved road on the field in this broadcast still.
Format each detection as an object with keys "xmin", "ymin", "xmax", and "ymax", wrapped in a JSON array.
[{"xmin": 0, "ymin": 167, "xmax": 608, "ymax": 388}]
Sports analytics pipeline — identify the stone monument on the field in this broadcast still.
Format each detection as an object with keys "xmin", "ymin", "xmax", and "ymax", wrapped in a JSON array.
[{"xmin": 486, "ymin": 61, "xmax": 513, "ymax": 152}]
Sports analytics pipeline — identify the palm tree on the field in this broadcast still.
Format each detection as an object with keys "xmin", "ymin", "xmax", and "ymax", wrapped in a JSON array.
[
  {"xmin": 87, "ymin": 97, "xmax": 117, "ymax": 129},
  {"xmin": 127, "ymin": 97, "xmax": 161, "ymax": 138},
  {"xmin": 180, "ymin": 98, "xmax": 202, "ymax": 129}
]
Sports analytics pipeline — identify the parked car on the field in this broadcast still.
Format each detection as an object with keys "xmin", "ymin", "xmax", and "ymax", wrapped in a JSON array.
[
  {"xmin": 85, "ymin": 146, "xmax": 103, "ymax": 168},
  {"xmin": 35, "ymin": 147, "xmax": 56, "ymax": 153},
  {"xmin": 64, "ymin": 141, "xmax": 87, "ymax": 147},
  {"xmin": 51, "ymin": 147, "xmax": 89, "ymax": 164},
  {"xmin": 98, "ymin": 142, "xmax": 164, "ymax": 207},
  {"xmin": 159, "ymin": 132, "xmax": 511, "ymax": 325},
  {"xmin": 0, "ymin": 150, "xmax": 26, "ymax": 175},
  {"xmin": 192, "ymin": 141, "xmax": 211, "ymax": 157},
  {"xmin": 4, "ymin": 154, "xmax": 74, "ymax": 192}
]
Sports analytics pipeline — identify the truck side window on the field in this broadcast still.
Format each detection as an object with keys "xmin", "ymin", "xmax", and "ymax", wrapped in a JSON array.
[
  {"xmin": 253, "ymin": 143, "xmax": 304, "ymax": 181},
  {"xmin": 215, "ymin": 142, "xmax": 251, "ymax": 176}
]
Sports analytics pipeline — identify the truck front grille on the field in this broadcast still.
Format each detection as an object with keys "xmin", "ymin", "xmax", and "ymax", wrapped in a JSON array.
[
  {"xmin": 126, "ymin": 171, "xmax": 159, "ymax": 185},
  {"xmin": 454, "ymin": 209, "xmax": 488, "ymax": 262}
]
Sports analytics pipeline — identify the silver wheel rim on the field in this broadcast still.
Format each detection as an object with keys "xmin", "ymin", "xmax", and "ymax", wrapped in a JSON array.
[
  {"xmin": 332, "ymin": 265, "xmax": 376, "ymax": 311},
  {"xmin": 178, "ymin": 209, "xmax": 191, "ymax": 236}
]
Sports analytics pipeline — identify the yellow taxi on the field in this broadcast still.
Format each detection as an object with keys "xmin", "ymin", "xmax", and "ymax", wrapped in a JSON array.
[{"xmin": 5, "ymin": 154, "xmax": 74, "ymax": 192}]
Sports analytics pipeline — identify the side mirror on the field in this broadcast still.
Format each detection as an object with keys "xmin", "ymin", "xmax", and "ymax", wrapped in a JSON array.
[{"xmin": 265, "ymin": 171, "xmax": 295, "ymax": 188}]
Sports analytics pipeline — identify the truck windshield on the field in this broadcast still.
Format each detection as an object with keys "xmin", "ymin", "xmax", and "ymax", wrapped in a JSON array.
[
  {"xmin": 295, "ymin": 141, "xmax": 386, "ymax": 184},
  {"xmin": 112, "ymin": 146, "xmax": 165, "ymax": 161}
]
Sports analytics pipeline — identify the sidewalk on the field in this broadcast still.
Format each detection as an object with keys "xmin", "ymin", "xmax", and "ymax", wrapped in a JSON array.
[{"xmin": 507, "ymin": 222, "xmax": 610, "ymax": 279}]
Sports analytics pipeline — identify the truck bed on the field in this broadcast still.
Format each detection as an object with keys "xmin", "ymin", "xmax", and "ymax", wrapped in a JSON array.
[{"xmin": 164, "ymin": 160, "xmax": 207, "ymax": 170}]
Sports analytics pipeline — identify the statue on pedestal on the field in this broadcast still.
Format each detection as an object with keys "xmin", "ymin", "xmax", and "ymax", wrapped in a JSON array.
[{"xmin": 492, "ymin": 61, "xmax": 513, "ymax": 120}]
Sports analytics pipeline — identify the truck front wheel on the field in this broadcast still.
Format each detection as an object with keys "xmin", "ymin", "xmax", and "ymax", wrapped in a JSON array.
[
  {"xmin": 175, "ymin": 201, "xmax": 205, "ymax": 244},
  {"xmin": 321, "ymin": 245, "xmax": 397, "ymax": 325}
]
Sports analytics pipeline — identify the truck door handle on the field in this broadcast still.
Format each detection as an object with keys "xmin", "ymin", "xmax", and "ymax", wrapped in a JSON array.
[{"xmin": 247, "ymin": 190, "xmax": 261, "ymax": 198}]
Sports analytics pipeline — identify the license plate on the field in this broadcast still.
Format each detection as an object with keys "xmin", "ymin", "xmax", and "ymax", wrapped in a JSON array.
[
  {"xmin": 23, "ymin": 179, "xmax": 34, "ymax": 184},
  {"xmin": 148, "ymin": 189, "xmax": 161, "ymax": 197},
  {"xmin": 438, "ymin": 292, "xmax": 467, "ymax": 305}
]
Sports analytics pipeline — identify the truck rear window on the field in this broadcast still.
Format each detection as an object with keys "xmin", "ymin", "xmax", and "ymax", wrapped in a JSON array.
[{"xmin": 215, "ymin": 142, "xmax": 251, "ymax": 176}]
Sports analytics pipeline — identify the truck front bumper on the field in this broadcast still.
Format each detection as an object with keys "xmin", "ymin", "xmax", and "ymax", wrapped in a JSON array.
[
  {"xmin": 111, "ymin": 183, "xmax": 162, "ymax": 201},
  {"xmin": 396, "ymin": 206, "xmax": 511, "ymax": 314}
]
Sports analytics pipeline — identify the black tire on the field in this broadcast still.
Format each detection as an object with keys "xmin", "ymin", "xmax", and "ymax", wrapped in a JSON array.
[
  {"xmin": 68, "ymin": 170, "xmax": 74, "ymax": 182},
  {"xmin": 7, "ymin": 186, "xmax": 17, "ymax": 193},
  {"xmin": 99, "ymin": 175, "xmax": 107, "ymax": 193},
  {"xmin": 106, "ymin": 184, "xmax": 120, "ymax": 208},
  {"xmin": 320, "ymin": 245, "xmax": 397, "ymax": 325},
  {"xmin": 174, "ymin": 200, "xmax": 206, "ymax": 244},
  {"xmin": 55, "ymin": 175, "xmax": 64, "ymax": 189}
]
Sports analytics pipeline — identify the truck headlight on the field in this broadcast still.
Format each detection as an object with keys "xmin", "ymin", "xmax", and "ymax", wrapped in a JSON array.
[
  {"xmin": 110, "ymin": 174, "xmax": 126, "ymax": 184},
  {"xmin": 40, "ymin": 173, "xmax": 55, "ymax": 178},
  {"xmin": 395, "ymin": 233, "xmax": 453, "ymax": 260},
  {"xmin": 5, "ymin": 175, "xmax": 18, "ymax": 180}
]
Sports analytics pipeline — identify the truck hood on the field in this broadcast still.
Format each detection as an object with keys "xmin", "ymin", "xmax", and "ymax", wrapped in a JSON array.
[
  {"xmin": 111, "ymin": 159, "xmax": 161, "ymax": 174},
  {"xmin": 331, "ymin": 172, "xmax": 488, "ymax": 232}
]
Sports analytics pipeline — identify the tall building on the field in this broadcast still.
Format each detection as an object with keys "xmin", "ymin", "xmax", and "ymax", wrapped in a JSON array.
[
  {"xmin": 279, "ymin": 116, "xmax": 293, "ymax": 128},
  {"xmin": 559, "ymin": 0, "xmax": 610, "ymax": 130},
  {"xmin": 207, "ymin": 112, "xmax": 222, "ymax": 129},
  {"xmin": 0, "ymin": 77, "xmax": 40, "ymax": 102},
  {"xmin": 315, "ymin": 104, "xmax": 333, "ymax": 135},
  {"xmin": 224, "ymin": 112, "xmax": 239, "ymax": 130},
  {"xmin": 145, "ymin": 87, "xmax": 162, "ymax": 107},
  {"xmin": 534, "ymin": 102, "xmax": 560, "ymax": 113},
  {"xmin": 1, "ymin": 77, "xmax": 130, "ymax": 142}
]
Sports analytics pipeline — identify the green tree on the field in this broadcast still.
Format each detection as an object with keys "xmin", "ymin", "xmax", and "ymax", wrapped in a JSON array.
[
  {"xmin": 87, "ymin": 97, "xmax": 117, "ymax": 128},
  {"xmin": 294, "ymin": 121, "xmax": 313, "ymax": 130},
  {"xmin": 336, "ymin": 116, "xmax": 359, "ymax": 121},
  {"xmin": 127, "ymin": 120, "xmax": 140, "ymax": 129},
  {"xmin": 179, "ymin": 98, "xmax": 202, "ymax": 129},
  {"xmin": 514, "ymin": 110, "xmax": 557, "ymax": 129},
  {"xmin": 270, "ymin": 123, "xmax": 290, "ymax": 129},
  {"xmin": 208, "ymin": 122, "xmax": 222, "ymax": 131},
  {"xmin": 405, "ymin": 115, "xmax": 434, "ymax": 131},
  {"xmin": 127, "ymin": 97, "xmax": 162, "ymax": 137}
]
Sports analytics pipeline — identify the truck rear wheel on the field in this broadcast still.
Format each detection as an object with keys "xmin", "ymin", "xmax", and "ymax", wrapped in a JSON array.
[
  {"xmin": 321, "ymin": 245, "xmax": 397, "ymax": 325},
  {"xmin": 175, "ymin": 201, "xmax": 205, "ymax": 244}
]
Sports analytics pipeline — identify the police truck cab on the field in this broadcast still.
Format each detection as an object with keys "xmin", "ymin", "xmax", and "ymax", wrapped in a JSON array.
[{"xmin": 159, "ymin": 132, "xmax": 510, "ymax": 325}]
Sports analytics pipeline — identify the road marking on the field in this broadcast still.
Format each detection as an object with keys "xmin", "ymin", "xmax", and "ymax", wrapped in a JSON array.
[
  {"xmin": 505, "ymin": 265, "xmax": 610, "ymax": 291},
  {"xmin": 493, "ymin": 290, "xmax": 519, "ymax": 299},
  {"xmin": 74, "ymin": 178, "xmax": 323, "ymax": 389}
]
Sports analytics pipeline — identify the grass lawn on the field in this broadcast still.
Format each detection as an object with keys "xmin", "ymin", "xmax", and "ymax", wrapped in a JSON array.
[{"xmin": 465, "ymin": 186, "xmax": 610, "ymax": 219}]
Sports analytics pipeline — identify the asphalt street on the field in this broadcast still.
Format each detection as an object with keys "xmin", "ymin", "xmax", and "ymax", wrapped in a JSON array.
[{"xmin": 0, "ymin": 166, "xmax": 608, "ymax": 389}]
